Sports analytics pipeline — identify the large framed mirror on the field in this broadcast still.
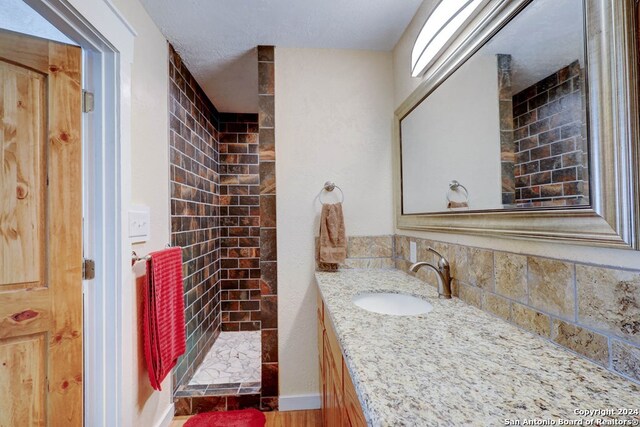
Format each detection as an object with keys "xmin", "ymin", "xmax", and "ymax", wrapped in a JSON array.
[{"xmin": 394, "ymin": 0, "xmax": 640, "ymax": 249}]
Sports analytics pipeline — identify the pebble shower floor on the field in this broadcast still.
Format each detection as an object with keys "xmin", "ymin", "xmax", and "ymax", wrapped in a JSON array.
[{"xmin": 189, "ymin": 331, "xmax": 261, "ymax": 386}]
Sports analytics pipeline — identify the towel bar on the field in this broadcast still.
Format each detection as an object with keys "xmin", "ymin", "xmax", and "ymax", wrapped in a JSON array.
[
  {"xmin": 131, "ymin": 244, "xmax": 174, "ymax": 266},
  {"xmin": 131, "ymin": 251, "xmax": 151, "ymax": 266}
]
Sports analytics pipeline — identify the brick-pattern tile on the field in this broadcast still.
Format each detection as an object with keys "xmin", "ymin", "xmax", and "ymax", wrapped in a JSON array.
[
  {"xmin": 394, "ymin": 234, "xmax": 640, "ymax": 386},
  {"xmin": 511, "ymin": 60, "xmax": 589, "ymax": 207},
  {"xmin": 527, "ymin": 256, "xmax": 575, "ymax": 319},
  {"xmin": 258, "ymin": 45, "xmax": 279, "ymax": 410},
  {"xmin": 347, "ymin": 236, "xmax": 393, "ymax": 258},
  {"xmin": 169, "ymin": 44, "xmax": 265, "ymax": 401},
  {"xmin": 169, "ymin": 44, "xmax": 223, "ymax": 389},
  {"xmin": 511, "ymin": 303, "xmax": 552, "ymax": 337},
  {"xmin": 612, "ymin": 340, "xmax": 640, "ymax": 382},
  {"xmin": 219, "ymin": 113, "xmax": 261, "ymax": 333},
  {"xmin": 169, "ymin": 43, "xmax": 279, "ymax": 413},
  {"xmin": 313, "ymin": 235, "xmax": 395, "ymax": 270},
  {"xmin": 576, "ymin": 265, "xmax": 640, "ymax": 345},
  {"xmin": 494, "ymin": 252, "xmax": 527, "ymax": 303},
  {"xmin": 173, "ymin": 394, "xmax": 260, "ymax": 415},
  {"xmin": 552, "ymin": 319, "xmax": 609, "ymax": 365}
]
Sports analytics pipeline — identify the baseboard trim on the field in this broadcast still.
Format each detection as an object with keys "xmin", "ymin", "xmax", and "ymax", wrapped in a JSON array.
[
  {"xmin": 156, "ymin": 403, "xmax": 175, "ymax": 427},
  {"xmin": 278, "ymin": 394, "xmax": 322, "ymax": 411}
]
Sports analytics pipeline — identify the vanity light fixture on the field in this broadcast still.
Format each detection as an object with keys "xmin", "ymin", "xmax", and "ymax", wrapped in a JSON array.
[{"xmin": 411, "ymin": 0, "xmax": 485, "ymax": 77}]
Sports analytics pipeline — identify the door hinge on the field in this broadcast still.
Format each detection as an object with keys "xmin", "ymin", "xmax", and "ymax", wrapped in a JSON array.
[
  {"xmin": 82, "ymin": 258, "xmax": 95, "ymax": 280},
  {"xmin": 82, "ymin": 90, "xmax": 95, "ymax": 113}
]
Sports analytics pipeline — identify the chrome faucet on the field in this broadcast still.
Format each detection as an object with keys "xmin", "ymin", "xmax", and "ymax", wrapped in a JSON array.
[{"xmin": 409, "ymin": 247, "xmax": 452, "ymax": 299}]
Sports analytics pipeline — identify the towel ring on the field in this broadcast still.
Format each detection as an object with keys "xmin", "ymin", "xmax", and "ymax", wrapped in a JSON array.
[
  {"xmin": 446, "ymin": 180, "xmax": 469, "ymax": 203},
  {"xmin": 319, "ymin": 181, "xmax": 344, "ymax": 205}
]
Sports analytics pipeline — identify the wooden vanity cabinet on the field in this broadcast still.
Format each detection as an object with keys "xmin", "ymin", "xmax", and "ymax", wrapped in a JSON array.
[{"xmin": 317, "ymin": 288, "xmax": 367, "ymax": 427}]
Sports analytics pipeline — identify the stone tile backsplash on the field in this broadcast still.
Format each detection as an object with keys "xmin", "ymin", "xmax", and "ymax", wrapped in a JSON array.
[
  {"xmin": 315, "ymin": 235, "xmax": 395, "ymax": 270},
  {"xmin": 527, "ymin": 257, "xmax": 575, "ymax": 319},
  {"xmin": 576, "ymin": 265, "xmax": 640, "ymax": 345},
  {"xmin": 494, "ymin": 252, "xmax": 527, "ymax": 302},
  {"xmin": 394, "ymin": 234, "xmax": 640, "ymax": 384}
]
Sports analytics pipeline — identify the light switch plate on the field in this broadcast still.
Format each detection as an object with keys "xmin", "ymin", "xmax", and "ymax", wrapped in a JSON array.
[
  {"xmin": 410, "ymin": 241, "xmax": 417, "ymax": 263},
  {"xmin": 129, "ymin": 206, "xmax": 151, "ymax": 243}
]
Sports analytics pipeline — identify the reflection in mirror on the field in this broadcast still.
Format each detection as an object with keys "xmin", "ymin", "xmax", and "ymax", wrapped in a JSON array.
[{"xmin": 401, "ymin": 0, "xmax": 589, "ymax": 214}]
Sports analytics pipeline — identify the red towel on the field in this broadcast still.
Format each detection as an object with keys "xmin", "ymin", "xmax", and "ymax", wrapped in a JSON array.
[{"xmin": 142, "ymin": 246, "xmax": 186, "ymax": 390}]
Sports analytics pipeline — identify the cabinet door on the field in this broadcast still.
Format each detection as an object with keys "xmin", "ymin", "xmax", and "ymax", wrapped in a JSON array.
[
  {"xmin": 322, "ymin": 333, "xmax": 330, "ymax": 427},
  {"xmin": 328, "ymin": 367, "xmax": 343, "ymax": 426},
  {"xmin": 319, "ymin": 323, "xmax": 326, "ymax": 425},
  {"xmin": 345, "ymin": 411, "xmax": 354, "ymax": 427},
  {"xmin": 343, "ymin": 361, "xmax": 367, "ymax": 427},
  {"xmin": 324, "ymin": 333, "xmax": 344, "ymax": 426},
  {"xmin": 318, "ymin": 309, "xmax": 324, "ymax": 373},
  {"xmin": 318, "ymin": 290, "xmax": 326, "ymax": 425},
  {"xmin": 319, "ymin": 286, "xmax": 366, "ymax": 427},
  {"xmin": 324, "ymin": 315, "xmax": 343, "ymax": 387}
]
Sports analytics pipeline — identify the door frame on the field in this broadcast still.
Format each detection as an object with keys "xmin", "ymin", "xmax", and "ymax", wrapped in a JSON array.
[{"xmin": 22, "ymin": 0, "xmax": 135, "ymax": 425}]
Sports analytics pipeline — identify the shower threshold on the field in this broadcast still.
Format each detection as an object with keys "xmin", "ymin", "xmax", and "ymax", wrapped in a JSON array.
[{"xmin": 176, "ymin": 331, "xmax": 261, "ymax": 397}]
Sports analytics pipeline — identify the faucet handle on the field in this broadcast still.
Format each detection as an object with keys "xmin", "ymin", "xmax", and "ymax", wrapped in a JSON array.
[{"xmin": 427, "ymin": 247, "xmax": 449, "ymax": 268}]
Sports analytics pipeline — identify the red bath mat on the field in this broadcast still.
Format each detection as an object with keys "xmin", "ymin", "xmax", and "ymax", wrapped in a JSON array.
[{"xmin": 184, "ymin": 409, "xmax": 266, "ymax": 427}]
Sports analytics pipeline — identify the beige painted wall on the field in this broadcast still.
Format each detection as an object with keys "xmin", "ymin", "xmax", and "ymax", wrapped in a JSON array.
[
  {"xmin": 107, "ymin": 0, "xmax": 171, "ymax": 425},
  {"xmin": 393, "ymin": 0, "xmax": 640, "ymax": 269},
  {"xmin": 275, "ymin": 48, "xmax": 395, "ymax": 398}
]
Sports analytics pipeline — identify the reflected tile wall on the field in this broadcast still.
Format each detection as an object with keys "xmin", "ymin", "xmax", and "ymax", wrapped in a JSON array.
[
  {"xmin": 511, "ymin": 61, "xmax": 589, "ymax": 207},
  {"xmin": 497, "ymin": 54, "xmax": 515, "ymax": 205}
]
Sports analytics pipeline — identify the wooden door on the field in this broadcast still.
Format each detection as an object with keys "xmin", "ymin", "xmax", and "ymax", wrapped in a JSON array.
[{"xmin": 0, "ymin": 29, "xmax": 82, "ymax": 427}]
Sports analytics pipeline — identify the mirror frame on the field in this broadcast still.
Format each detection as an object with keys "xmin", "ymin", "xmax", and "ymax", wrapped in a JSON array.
[{"xmin": 394, "ymin": 0, "xmax": 640, "ymax": 249}]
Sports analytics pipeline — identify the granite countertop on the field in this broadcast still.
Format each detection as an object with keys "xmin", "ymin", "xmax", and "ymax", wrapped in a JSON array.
[{"xmin": 315, "ymin": 269, "xmax": 640, "ymax": 427}]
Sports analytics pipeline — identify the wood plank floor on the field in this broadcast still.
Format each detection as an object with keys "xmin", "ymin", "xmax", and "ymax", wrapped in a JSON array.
[{"xmin": 170, "ymin": 409, "xmax": 322, "ymax": 427}]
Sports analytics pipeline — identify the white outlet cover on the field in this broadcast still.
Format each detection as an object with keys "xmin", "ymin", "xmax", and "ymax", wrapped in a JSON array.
[
  {"xmin": 129, "ymin": 205, "xmax": 151, "ymax": 243},
  {"xmin": 410, "ymin": 241, "xmax": 417, "ymax": 263}
]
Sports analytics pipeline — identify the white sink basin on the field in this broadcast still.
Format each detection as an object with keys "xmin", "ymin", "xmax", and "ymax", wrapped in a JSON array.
[{"xmin": 352, "ymin": 292, "xmax": 433, "ymax": 316}]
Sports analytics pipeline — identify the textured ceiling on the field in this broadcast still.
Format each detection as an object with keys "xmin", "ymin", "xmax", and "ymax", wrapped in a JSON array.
[{"xmin": 140, "ymin": 0, "xmax": 423, "ymax": 112}]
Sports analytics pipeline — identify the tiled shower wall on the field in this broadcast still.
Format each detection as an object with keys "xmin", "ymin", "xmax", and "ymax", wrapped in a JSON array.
[
  {"xmin": 169, "ymin": 44, "xmax": 280, "ymax": 411},
  {"xmin": 511, "ymin": 61, "xmax": 589, "ymax": 206},
  {"xmin": 257, "ymin": 45, "xmax": 279, "ymax": 411},
  {"xmin": 394, "ymin": 234, "xmax": 640, "ymax": 384},
  {"xmin": 169, "ymin": 45, "xmax": 264, "ymax": 392},
  {"xmin": 218, "ymin": 113, "xmax": 261, "ymax": 332},
  {"xmin": 169, "ymin": 45, "xmax": 222, "ymax": 388}
]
